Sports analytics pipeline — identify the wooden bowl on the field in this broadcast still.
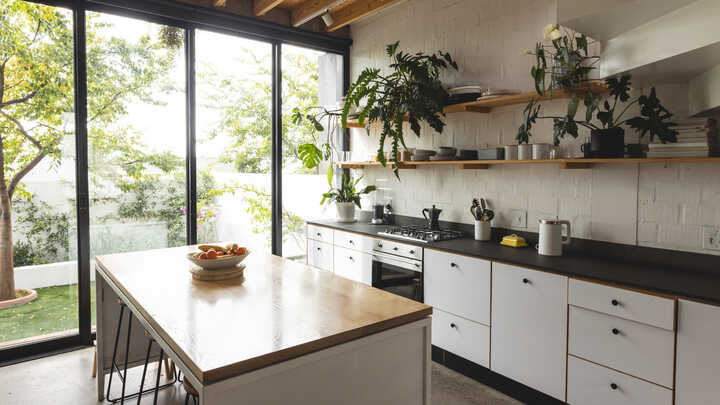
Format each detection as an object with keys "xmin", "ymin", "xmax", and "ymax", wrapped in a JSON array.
[{"xmin": 186, "ymin": 249, "xmax": 250, "ymax": 270}]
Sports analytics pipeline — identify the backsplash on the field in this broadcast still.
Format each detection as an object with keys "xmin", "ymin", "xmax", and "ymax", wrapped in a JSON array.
[{"xmin": 348, "ymin": 0, "xmax": 720, "ymax": 255}]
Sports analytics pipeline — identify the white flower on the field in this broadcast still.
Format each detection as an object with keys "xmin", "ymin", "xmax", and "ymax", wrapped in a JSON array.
[
  {"xmin": 543, "ymin": 24, "xmax": 560, "ymax": 41},
  {"xmin": 521, "ymin": 48, "xmax": 533, "ymax": 55}
]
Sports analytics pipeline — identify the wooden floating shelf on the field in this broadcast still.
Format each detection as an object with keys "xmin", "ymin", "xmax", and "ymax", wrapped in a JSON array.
[
  {"xmin": 339, "ymin": 157, "xmax": 720, "ymax": 170},
  {"xmin": 343, "ymin": 82, "xmax": 609, "ymax": 127}
]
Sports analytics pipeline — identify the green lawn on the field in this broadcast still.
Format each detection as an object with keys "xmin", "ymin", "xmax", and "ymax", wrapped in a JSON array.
[{"xmin": 0, "ymin": 282, "xmax": 96, "ymax": 344}]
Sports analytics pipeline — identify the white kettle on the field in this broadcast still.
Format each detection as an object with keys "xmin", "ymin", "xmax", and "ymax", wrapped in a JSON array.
[{"xmin": 537, "ymin": 218, "xmax": 571, "ymax": 256}]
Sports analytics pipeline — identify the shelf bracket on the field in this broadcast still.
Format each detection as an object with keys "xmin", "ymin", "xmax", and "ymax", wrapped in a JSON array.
[
  {"xmin": 459, "ymin": 163, "xmax": 489, "ymax": 170},
  {"xmin": 560, "ymin": 162, "xmax": 593, "ymax": 169}
]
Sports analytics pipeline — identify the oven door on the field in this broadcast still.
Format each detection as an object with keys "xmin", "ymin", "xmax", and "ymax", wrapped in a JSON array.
[{"xmin": 371, "ymin": 251, "xmax": 423, "ymax": 303}]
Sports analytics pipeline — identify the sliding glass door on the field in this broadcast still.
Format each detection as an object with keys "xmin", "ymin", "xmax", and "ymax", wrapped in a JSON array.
[
  {"xmin": 86, "ymin": 12, "xmax": 187, "ymax": 326},
  {"xmin": 0, "ymin": 1, "xmax": 78, "ymax": 349},
  {"xmin": 195, "ymin": 30, "xmax": 273, "ymax": 253}
]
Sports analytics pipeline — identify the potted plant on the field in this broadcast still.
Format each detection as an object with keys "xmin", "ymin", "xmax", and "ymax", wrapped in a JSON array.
[
  {"xmin": 321, "ymin": 173, "xmax": 376, "ymax": 222},
  {"xmin": 293, "ymin": 41, "xmax": 458, "ymax": 177},
  {"xmin": 518, "ymin": 25, "xmax": 679, "ymax": 156}
]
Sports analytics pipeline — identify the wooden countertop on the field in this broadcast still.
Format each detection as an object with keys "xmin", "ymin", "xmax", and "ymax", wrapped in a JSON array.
[{"xmin": 95, "ymin": 246, "xmax": 431, "ymax": 385}]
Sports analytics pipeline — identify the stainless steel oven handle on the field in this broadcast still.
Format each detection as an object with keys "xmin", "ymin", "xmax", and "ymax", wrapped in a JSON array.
[{"xmin": 371, "ymin": 251, "xmax": 422, "ymax": 272}]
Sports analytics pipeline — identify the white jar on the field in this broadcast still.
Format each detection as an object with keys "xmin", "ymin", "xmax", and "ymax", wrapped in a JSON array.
[
  {"xmin": 504, "ymin": 145, "xmax": 518, "ymax": 160},
  {"xmin": 532, "ymin": 143, "xmax": 552, "ymax": 160},
  {"xmin": 518, "ymin": 144, "xmax": 532, "ymax": 160}
]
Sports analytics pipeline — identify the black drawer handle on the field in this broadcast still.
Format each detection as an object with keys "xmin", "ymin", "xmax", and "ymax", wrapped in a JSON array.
[
  {"xmin": 610, "ymin": 383, "xmax": 618, "ymax": 390},
  {"xmin": 393, "ymin": 247, "xmax": 399, "ymax": 251},
  {"xmin": 450, "ymin": 262, "xmax": 457, "ymax": 268},
  {"xmin": 612, "ymin": 328, "xmax": 620, "ymax": 335},
  {"xmin": 450, "ymin": 323, "xmax": 457, "ymax": 329},
  {"xmin": 409, "ymin": 250, "xmax": 415, "ymax": 254},
  {"xmin": 316, "ymin": 247, "xmax": 321, "ymax": 251},
  {"xmin": 378, "ymin": 242, "xmax": 383, "ymax": 247},
  {"xmin": 348, "ymin": 256, "xmax": 354, "ymax": 261},
  {"xmin": 522, "ymin": 278, "xmax": 530, "ymax": 284},
  {"xmin": 349, "ymin": 240, "xmax": 354, "ymax": 244},
  {"xmin": 611, "ymin": 299, "xmax": 619, "ymax": 306}
]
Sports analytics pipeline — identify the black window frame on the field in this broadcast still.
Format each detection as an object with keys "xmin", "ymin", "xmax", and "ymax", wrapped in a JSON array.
[{"xmin": 1, "ymin": 0, "xmax": 351, "ymax": 365}]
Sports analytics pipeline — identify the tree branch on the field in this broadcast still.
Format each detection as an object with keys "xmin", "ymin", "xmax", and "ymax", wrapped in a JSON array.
[
  {"xmin": 0, "ymin": 89, "xmax": 41, "ymax": 109},
  {"xmin": 8, "ymin": 151, "xmax": 46, "ymax": 200},
  {"xmin": 0, "ymin": 109, "xmax": 42, "ymax": 149},
  {"xmin": 87, "ymin": 91, "xmax": 123, "ymax": 123},
  {"xmin": 0, "ymin": 58, "xmax": 7, "ymax": 105}
]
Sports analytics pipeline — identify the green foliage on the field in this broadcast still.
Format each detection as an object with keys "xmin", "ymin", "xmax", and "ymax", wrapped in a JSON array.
[
  {"xmin": 625, "ymin": 88, "xmax": 678, "ymax": 144},
  {"xmin": 12, "ymin": 197, "xmax": 71, "ymax": 267},
  {"xmin": 238, "ymin": 184, "xmax": 305, "ymax": 252},
  {"xmin": 321, "ymin": 173, "xmax": 376, "ymax": 208}
]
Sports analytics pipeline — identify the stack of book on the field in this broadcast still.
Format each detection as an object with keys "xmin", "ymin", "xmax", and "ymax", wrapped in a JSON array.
[{"xmin": 647, "ymin": 118, "xmax": 710, "ymax": 158}]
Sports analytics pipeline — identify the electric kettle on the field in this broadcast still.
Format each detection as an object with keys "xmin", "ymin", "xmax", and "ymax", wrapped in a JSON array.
[{"xmin": 537, "ymin": 218, "xmax": 571, "ymax": 256}]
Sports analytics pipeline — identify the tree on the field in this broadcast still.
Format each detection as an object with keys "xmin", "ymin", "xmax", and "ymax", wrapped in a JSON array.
[{"xmin": 0, "ymin": 1, "xmax": 177, "ymax": 300}]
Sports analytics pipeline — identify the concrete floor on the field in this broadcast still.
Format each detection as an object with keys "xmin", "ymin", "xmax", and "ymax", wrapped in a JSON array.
[{"xmin": 0, "ymin": 348, "xmax": 523, "ymax": 405}]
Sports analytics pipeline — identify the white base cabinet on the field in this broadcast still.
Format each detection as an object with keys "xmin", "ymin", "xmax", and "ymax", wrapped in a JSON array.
[
  {"xmin": 307, "ymin": 239, "xmax": 333, "ymax": 272},
  {"xmin": 567, "ymin": 355, "xmax": 673, "ymax": 405},
  {"xmin": 432, "ymin": 309, "xmax": 490, "ymax": 368},
  {"xmin": 333, "ymin": 246, "xmax": 372, "ymax": 285},
  {"xmin": 491, "ymin": 262, "xmax": 568, "ymax": 401},
  {"xmin": 675, "ymin": 299, "xmax": 720, "ymax": 405}
]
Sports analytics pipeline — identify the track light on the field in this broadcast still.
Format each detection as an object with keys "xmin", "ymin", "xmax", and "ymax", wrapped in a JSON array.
[{"xmin": 321, "ymin": 12, "xmax": 334, "ymax": 27}]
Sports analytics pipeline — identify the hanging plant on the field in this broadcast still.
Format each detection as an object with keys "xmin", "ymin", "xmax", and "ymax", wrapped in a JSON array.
[{"xmin": 293, "ymin": 41, "xmax": 458, "ymax": 177}]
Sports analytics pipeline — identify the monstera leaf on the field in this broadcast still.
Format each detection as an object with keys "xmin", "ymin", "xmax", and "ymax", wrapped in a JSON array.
[{"xmin": 626, "ymin": 87, "xmax": 678, "ymax": 143}]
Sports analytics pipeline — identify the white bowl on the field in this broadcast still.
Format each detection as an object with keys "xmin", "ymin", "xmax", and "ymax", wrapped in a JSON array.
[{"xmin": 186, "ymin": 249, "xmax": 251, "ymax": 270}]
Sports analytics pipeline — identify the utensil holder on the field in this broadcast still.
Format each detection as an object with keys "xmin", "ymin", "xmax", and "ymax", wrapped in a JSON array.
[{"xmin": 475, "ymin": 220, "xmax": 491, "ymax": 241}]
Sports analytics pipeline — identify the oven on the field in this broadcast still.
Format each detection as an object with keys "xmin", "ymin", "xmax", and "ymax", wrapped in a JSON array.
[{"xmin": 371, "ymin": 239, "xmax": 423, "ymax": 303}]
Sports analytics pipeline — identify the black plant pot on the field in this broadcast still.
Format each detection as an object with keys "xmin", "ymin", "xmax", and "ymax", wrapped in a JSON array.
[{"xmin": 591, "ymin": 127, "xmax": 625, "ymax": 158}]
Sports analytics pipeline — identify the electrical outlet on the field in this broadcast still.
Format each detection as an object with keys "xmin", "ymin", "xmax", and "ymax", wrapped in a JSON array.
[
  {"xmin": 509, "ymin": 209, "xmax": 527, "ymax": 228},
  {"xmin": 703, "ymin": 226, "xmax": 720, "ymax": 251}
]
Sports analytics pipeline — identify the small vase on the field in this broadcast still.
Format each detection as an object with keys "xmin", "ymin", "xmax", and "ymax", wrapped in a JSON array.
[
  {"xmin": 518, "ymin": 144, "xmax": 532, "ymax": 160},
  {"xmin": 591, "ymin": 128, "xmax": 625, "ymax": 158},
  {"xmin": 475, "ymin": 220, "xmax": 491, "ymax": 241},
  {"xmin": 336, "ymin": 202, "xmax": 356, "ymax": 222}
]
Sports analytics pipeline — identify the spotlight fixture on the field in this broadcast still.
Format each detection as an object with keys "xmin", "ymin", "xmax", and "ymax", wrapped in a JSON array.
[{"xmin": 321, "ymin": 12, "xmax": 334, "ymax": 27}]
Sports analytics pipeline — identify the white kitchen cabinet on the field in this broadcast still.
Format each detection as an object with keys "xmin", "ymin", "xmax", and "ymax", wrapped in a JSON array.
[
  {"xmin": 568, "ymin": 305, "xmax": 675, "ymax": 388},
  {"xmin": 333, "ymin": 246, "xmax": 372, "ymax": 285},
  {"xmin": 307, "ymin": 239, "xmax": 333, "ymax": 272},
  {"xmin": 307, "ymin": 224, "xmax": 333, "ymax": 244},
  {"xmin": 432, "ymin": 309, "xmax": 489, "ymax": 368},
  {"xmin": 675, "ymin": 299, "xmax": 720, "ymax": 405},
  {"xmin": 491, "ymin": 262, "xmax": 568, "ymax": 401},
  {"xmin": 424, "ymin": 249, "xmax": 491, "ymax": 325},
  {"xmin": 567, "ymin": 355, "xmax": 673, "ymax": 405},
  {"xmin": 333, "ymin": 230, "xmax": 374, "ymax": 252}
]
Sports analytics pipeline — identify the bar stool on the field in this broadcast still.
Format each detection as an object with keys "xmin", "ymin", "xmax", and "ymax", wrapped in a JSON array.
[
  {"xmin": 183, "ymin": 378, "xmax": 199, "ymax": 405},
  {"xmin": 136, "ymin": 329, "xmax": 178, "ymax": 405},
  {"xmin": 106, "ymin": 300, "xmax": 134, "ymax": 404}
]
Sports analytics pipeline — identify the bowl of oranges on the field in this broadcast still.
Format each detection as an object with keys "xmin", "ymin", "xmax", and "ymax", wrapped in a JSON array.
[{"xmin": 186, "ymin": 243, "xmax": 250, "ymax": 270}]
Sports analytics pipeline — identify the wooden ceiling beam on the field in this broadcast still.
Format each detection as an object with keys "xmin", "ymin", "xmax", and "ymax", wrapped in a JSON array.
[
  {"xmin": 326, "ymin": 0, "xmax": 405, "ymax": 31},
  {"xmin": 291, "ymin": 0, "xmax": 347, "ymax": 27},
  {"xmin": 254, "ymin": 0, "xmax": 286, "ymax": 16}
]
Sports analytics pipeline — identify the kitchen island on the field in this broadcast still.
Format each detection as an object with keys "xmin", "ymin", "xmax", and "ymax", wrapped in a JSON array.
[{"xmin": 94, "ymin": 246, "xmax": 432, "ymax": 405}]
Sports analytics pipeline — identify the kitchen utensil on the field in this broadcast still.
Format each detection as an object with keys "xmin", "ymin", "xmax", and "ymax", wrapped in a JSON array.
[
  {"xmin": 481, "ymin": 209, "xmax": 494, "ymax": 222},
  {"xmin": 475, "ymin": 220, "xmax": 491, "ymax": 241},
  {"xmin": 470, "ymin": 198, "xmax": 480, "ymax": 220},
  {"xmin": 504, "ymin": 145, "xmax": 518, "ymax": 160},
  {"xmin": 422, "ymin": 205, "xmax": 442, "ymax": 230},
  {"xmin": 477, "ymin": 147, "xmax": 504, "ymax": 160},
  {"xmin": 532, "ymin": 143, "xmax": 552, "ymax": 160},
  {"xmin": 537, "ymin": 218, "xmax": 571, "ymax": 256},
  {"xmin": 518, "ymin": 144, "xmax": 532, "ymax": 160},
  {"xmin": 500, "ymin": 234, "xmax": 527, "ymax": 248}
]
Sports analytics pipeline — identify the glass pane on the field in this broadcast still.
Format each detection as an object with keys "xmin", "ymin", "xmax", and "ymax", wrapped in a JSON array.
[
  {"xmin": 281, "ymin": 45, "xmax": 343, "ymax": 262},
  {"xmin": 0, "ymin": 1, "xmax": 78, "ymax": 348},
  {"xmin": 86, "ymin": 13, "xmax": 187, "ymax": 326},
  {"xmin": 195, "ymin": 30, "xmax": 273, "ymax": 253}
]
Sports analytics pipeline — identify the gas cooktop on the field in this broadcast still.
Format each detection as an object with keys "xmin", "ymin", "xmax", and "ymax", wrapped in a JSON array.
[{"xmin": 377, "ymin": 226, "xmax": 464, "ymax": 243}]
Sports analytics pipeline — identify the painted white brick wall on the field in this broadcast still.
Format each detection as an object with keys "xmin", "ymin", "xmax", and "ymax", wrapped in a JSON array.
[{"xmin": 348, "ymin": 0, "xmax": 720, "ymax": 255}]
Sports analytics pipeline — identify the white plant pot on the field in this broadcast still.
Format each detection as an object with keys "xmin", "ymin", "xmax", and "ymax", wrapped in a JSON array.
[
  {"xmin": 518, "ymin": 144, "xmax": 533, "ymax": 160},
  {"xmin": 336, "ymin": 202, "xmax": 356, "ymax": 223}
]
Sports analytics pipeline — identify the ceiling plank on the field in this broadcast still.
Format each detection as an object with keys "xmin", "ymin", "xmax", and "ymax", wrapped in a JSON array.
[
  {"xmin": 254, "ymin": 0, "xmax": 286, "ymax": 16},
  {"xmin": 291, "ymin": 0, "xmax": 347, "ymax": 27},
  {"xmin": 326, "ymin": 0, "xmax": 405, "ymax": 31}
]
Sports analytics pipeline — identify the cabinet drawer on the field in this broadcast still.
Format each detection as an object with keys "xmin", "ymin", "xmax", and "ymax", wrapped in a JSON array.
[
  {"xmin": 432, "ymin": 309, "xmax": 489, "ymax": 368},
  {"xmin": 424, "ymin": 249, "xmax": 491, "ymax": 325},
  {"xmin": 333, "ymin": 246, "xmax": 372, "ymax": 285},
  {"xmin": 569, "ymin": 305, "xmax": 675, "ymax": 388},
  {"xmin": 307, "ymin": 240, "xmax": 333, "ymax": 272},
  {"xmin": 567, "ymin": 356, "xmax": 673, "ymax": 405},
  {"xmin": 374, "ymin": 239, "xmax": 422, "ymax": 260},
  {"xmin": 307, "ymin": 224, "xmax": 333, "ymax": 244},
  {"xmin": 333, "ymin": 230, "xmax": 374, "ymax": 252},
  {"xmin": 569, "ymin": 279, "xmax": 675, "ymax": 330}
]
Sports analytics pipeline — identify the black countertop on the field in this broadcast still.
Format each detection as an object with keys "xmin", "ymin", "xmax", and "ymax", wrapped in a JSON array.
[{"xmin": 308, "ymin": 217, "xmax": 720, "ymax": 305}]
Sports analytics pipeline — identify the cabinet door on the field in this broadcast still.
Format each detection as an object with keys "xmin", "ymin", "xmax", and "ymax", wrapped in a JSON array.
[
  {"xmin": 333, "ymin": 230, "xmax": 374, "ymax": 252},
  {"xmin": 307, "ymin": 240, "xmax": 333, "ymax": 272},
  {"xmin": 333, "ymin": 246, "xmax": 372, "ymax": 285},
  {"xmin": 491, "ymin": 262, "xmax": 568, "ymax": 401},
  {"xmin": 432, "ymin": 309, "xmax": 490, "ymax": 367},
  {"xmin": 424, "ymin": 249, "xmax": 491, "ymax": 325},
  {"xmin": 675, "ymin": 299, "xmax": 720, "ymax": 405}
]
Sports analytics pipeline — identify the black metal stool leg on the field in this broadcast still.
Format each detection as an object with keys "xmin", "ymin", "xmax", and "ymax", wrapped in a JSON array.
[
  {"xmin": 152, "ymin": 348, "xmax": 164, "ymax": 405},
  {"xmin": 106, "ymin": 304, "xmax": 126, "ymax": 401},
  {"xmin": 120, "ymin": 309, "xmax": 133, "ymax": 404},
  {"xmin": 136, "ymin": 339, "xmax": 153, "ymax": 405},
  {"xmin": 184, "ymin": 393, "xmax": 190, "ymax": 405}
]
